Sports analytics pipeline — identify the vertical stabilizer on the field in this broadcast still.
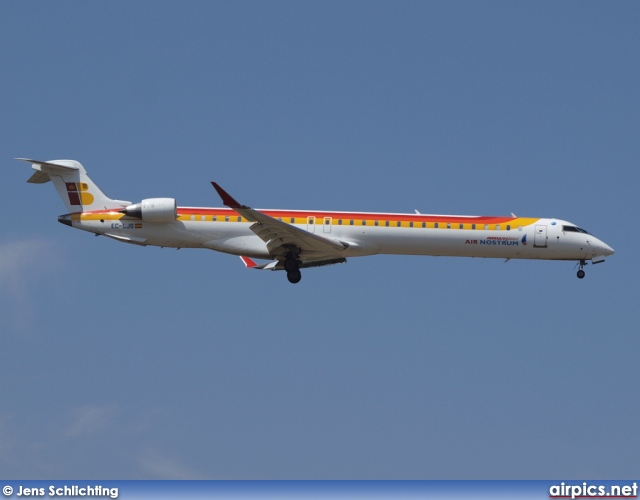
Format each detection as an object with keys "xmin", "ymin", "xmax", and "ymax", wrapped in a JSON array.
[{"xmin": 17, "ymin": 158, "xmax": 130, "ymax": 212}]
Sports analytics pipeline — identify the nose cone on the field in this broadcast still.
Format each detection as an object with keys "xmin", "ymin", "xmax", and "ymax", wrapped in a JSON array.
[{"xmin": 592, "ymin": 236, "xmax": 615, "ymax": 257}]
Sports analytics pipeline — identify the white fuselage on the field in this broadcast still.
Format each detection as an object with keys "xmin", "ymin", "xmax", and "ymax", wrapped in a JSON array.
[{"xmin": 63, "ymin": 207, "xmax": 614, "ymax": 264}]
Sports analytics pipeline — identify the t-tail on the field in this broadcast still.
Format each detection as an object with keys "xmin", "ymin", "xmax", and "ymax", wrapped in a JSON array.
[{"xmin": 17, "ymin": 158, "xmax": 131, "ymax": 213}]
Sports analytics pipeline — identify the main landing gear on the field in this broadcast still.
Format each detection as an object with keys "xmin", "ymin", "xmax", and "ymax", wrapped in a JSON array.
[
  {"xmin": 284, "ymin": 257, "xmax": 302, "ymax": 284},
  {"xmin": 576, "ymin": 259, "xmax": 587, "ymax": 279},
  {"xmin": 287, "ymin": 269, "xmax": 302, "ymax": 284}
]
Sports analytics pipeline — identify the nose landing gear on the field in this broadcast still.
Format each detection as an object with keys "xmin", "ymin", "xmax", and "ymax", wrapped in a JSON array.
[{"xmin": 576, "ymin": 259, "xmax": 587, "ymax": 279}]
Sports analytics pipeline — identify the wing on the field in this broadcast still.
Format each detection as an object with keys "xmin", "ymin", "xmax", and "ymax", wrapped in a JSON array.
[{"xmin": 211, "ymin": 182, "xmax": 349, "ymax": 262}]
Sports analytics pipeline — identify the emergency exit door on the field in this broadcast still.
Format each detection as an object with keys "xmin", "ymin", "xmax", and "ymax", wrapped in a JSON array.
[
  {"xmin": 534, "ymin": 225, "xmax": 547, "ymax": 248},
  {"xmin": 323, "ymin": 217, "xmax": 332, "ymax": 233}
]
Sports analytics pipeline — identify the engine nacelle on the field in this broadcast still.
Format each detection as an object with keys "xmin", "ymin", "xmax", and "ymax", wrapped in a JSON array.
[{"xmin": 120, "ymin": 198, "xmax": 177, "ymax": 222}]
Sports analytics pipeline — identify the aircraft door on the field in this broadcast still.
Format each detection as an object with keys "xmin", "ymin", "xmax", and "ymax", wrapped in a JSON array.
[
  {"xmin": 307, "ymin": 216, "xmax": 315, "ymax": 233},
  {"xmin": 323, "ymin": 217, "xmax": 332, "ymax": 233},
  {"xmin": 534, "ymin": 225, "xmax": 547, "ymax": 248}
]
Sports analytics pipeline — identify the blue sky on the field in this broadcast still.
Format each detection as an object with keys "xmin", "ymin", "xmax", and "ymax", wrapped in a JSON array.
[{"xmin": 1, "ymin": 1, "xmax": 638, "ymax": 479}]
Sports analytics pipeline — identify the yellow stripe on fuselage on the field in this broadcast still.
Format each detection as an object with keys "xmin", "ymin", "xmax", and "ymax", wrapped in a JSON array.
[{"xmin": 72, "ymin": 211, "xmax": 539, "ymax": 232}]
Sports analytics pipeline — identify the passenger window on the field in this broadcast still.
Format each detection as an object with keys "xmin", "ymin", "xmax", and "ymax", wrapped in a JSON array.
[
  {"xmin": 338, "ymin": 219, "xmax": 342, "ymax": 225},
  {"xmin": 362, "ymin": 220, "xmax": 366, "ymax": 226},
  {"xmin": 496, "ymin": 225, "xmax": 500, "ymax": 231},
  {"xmin": 472, "ymin": 224, "xmax": 476, "ymax": 229},
  {"xmin": 410, "ymin": 221, "xmax": 414, "ymax": 228},
  {"xmin": 238, "ymin": 216, "xmax": 242, "ymax": 222},
  {"xmin": 459, "ymin": 223, "xmax": 463, "ymax": 229},
  {"xmin": 506, "ymin": 225, "xmax": 511, "ymax": 231},
  {"xmin": 350, "ymin": 220, "xmax": 354, "ymax": 225},
  {"xmin": 385, "ymin": 221, "xmax": 390, "ymax": 227},
  {"xmin": 375, "ymin": 220, "xmax": 379, "ymax": 226},
  {"xmin": 422, "ymin": 222, "xmax": 426, "ymax": 228},
  {"xmin": 484, "ymin": 224, "xmax": 489, "ymax": 230},
  {"xmin": 447, "ymin": 223, "xmax": 451, "ymax": 229},
  {"xmin": 213, "ymin": 216, "xmax": 217, "ymax": 221},
  {"xmin": 225, "ymin": 216, "xmax": 229, "ymax": 222},
  {"xmin": 290, "ymin": 218, "xmax": 295, "ymax": 223},
  {"xmin": 435, "ymin": 223, "xmax": 439, "ymax": 228}
]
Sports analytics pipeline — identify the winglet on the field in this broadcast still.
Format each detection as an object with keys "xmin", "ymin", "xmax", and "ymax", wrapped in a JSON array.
[
  {"xmin": 211, "ymin": 182, "xmax": 248, "ymax": 209},
  {"xmin": 239, "ymin": 256, "xmax": 258, "ymax": 268}
]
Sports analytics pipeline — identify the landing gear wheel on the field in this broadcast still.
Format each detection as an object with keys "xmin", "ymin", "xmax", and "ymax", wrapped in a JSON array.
[
  {"xmin": 287, "ymin": 269, "xmax": 302, "ymax": 284},
  {"xmin": 576, "ymin": 259, "xmax": 587, "ymax": 279},
  {"xmin": 284, "ymin": 258, "xmax": 299, "ymax": 272}
]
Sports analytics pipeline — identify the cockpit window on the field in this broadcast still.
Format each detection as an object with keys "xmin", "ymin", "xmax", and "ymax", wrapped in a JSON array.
[{"xmin": 563, "ymin": 225, "xmax": 590, "ymax": 234}]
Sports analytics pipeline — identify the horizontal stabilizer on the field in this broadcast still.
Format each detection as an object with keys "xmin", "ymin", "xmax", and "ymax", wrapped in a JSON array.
[
  {"xmin": 19, "ymin": 158, "xmax": 80, "ymax": 184},
  {"xmin": 17, "ymin": 158, "xmax": 80, "ymax": 173},
  {"xmin": 27, "ymin": 170, "xmax": 51, "ymax": 184}
]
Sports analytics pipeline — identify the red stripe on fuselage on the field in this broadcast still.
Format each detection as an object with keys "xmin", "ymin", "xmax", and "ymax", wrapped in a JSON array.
[
  {"xmin": 176, "ymin": 207, "xmax": 517, "ymax": 224},
  {"xmin": 79, "ymin": 206, "xmax": 521, "ymax": 224}
]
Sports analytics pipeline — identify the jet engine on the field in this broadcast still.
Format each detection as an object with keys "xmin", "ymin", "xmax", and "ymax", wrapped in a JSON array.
[{"xmin": 120, "ymin": 198, "xmax": 177, "ymax": 222}]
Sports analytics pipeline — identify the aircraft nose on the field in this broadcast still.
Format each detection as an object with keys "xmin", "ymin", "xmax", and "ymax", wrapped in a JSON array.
[
  {"xmin": 603, "ymin": 242, "xmax": 615, "ymax": 256},
  {"xmin": 593, "ymin": 236, "xmax": 615, "ymax": 257}
]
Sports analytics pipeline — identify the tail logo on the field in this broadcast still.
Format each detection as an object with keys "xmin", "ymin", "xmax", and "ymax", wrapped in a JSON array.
[{"xmin": 66, "ymin": 182, "xmax": 94, "ymax": 206}]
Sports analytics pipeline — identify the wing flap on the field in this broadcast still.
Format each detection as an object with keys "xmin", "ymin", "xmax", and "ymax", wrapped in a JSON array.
[{"xmin": 238, "ymin": 256, "xmax": 346, "ymax": 271}]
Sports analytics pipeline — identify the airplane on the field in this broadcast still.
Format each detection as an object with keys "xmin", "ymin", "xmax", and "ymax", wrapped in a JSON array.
[{"xmin": 19, "ymin": 158, "xmax": 615, "ymax": 284}]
